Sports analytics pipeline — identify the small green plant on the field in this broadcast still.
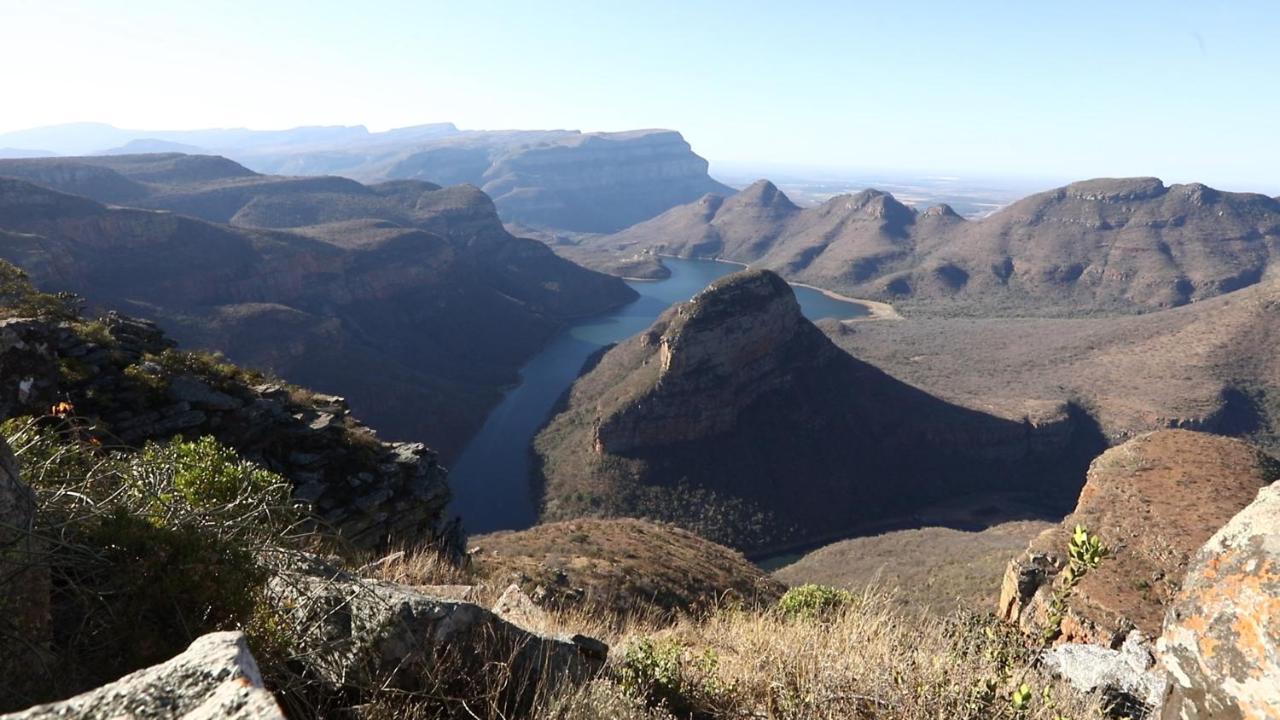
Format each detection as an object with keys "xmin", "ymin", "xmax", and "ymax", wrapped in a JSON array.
[
  {"xmin": 1011, "ymin": 682, "xmax": 1033, "ymax": 713},
  {"xmin": 776, "ymin": 584, "xmax": 855, "ymax": 620},
  {"xmin": 1042, "ymin": 525, "xmax": 1110, "ymax": 643}
]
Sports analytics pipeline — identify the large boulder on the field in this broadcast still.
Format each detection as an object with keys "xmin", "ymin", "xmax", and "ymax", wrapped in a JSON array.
[
  {"xmin": 1, "ymin": 631, "xmax": 283, "ymax": 719},
  {"xmin": 999, "ymin": 430, "xmax": 1278, "ymax": 645},
  {"xmin": 1158, "ymin": 481, "xmax": 1280, "ymax": 719},
  {"xmin": 267, "ymin": 560, "xmax": 606, "ymax": 710}
]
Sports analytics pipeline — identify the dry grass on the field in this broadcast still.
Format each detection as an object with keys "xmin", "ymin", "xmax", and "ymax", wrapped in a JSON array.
[
  {"xmin": 774, "ymin": 520, "xmax": 1053, "ymax": 616},
  {"xmin": 532, "ymin": 587, "xmax": 1104, "ymax": 720}
]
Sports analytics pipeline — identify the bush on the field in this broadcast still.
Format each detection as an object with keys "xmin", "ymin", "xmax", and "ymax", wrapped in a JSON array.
[
  {"xmin": 0, "ymin": 416, "xmax": 302, "ymax": 709},
  {"xmin": 776, "ymin": 584, "xmax": 856, "ymax": 619},
  {"xmin": 616, "ymin": 637, "xmax": 730, "ymax": 718}
]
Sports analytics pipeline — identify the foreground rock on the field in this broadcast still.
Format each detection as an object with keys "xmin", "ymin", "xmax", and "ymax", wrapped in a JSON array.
[
  {"xmin": 267, "ymin": 561, "xmax": 606, "ymax": 708},
  {"xmin": 1, "ymin": 632, "xmax": 282, "ymax": 720},
  {"xmin": 0, "ymin": 437, "xmax": 50, "ymax": 699},
  {"xmin": 536, "ymin": 268, "xmax": 1101, "ymax": 553},
  {"xmin": 999, "ymin": 430, "xmax": 1278, "ymax": 645},
  {"xmin": 1158, "ymin": 482, "xmax": 1280, "ymax": 719},
  {"xmin": 1041, "ymin": 633, "xmax": 1167, "ymax": 717}
]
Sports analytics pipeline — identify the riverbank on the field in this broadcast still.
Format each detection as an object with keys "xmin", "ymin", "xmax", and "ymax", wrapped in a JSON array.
[{"xmin": 654, "ymin": 253, "xmax": 901, "ymax": 320}]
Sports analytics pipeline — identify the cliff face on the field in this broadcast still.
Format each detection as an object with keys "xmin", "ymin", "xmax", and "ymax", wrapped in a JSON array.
[
  {"xmin": 580, "ymin": 177, "xmax": 1280, "ymax": 316},
  {"xmin": 0, "ymin": 167, "xmax": 636, "ymax": 460},
  {"xmin": 387, "ymin": 130, "xmax": 733, "ymax": 232},
  {"xmin": 0, "ymin": 311, "xmax": 458, "ymax": 549},
  {"xmin": 535, "ymin": 269, "xmax": 1104, "ymax": 553}
]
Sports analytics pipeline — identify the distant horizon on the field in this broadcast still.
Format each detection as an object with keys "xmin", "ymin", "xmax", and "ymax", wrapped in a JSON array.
[
  {"xmin": 3, "ymin": 1, "xmax": 1279, "ymax": 192},
  {"xmin": 5, "ymin": 118, "xmax": 1278, "ymax": 197}
]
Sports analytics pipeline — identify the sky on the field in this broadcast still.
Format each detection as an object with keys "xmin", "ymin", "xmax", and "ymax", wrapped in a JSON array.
[{"xmin": 2, "ymin": 1, "xmax": 1278, "ymax": 190}]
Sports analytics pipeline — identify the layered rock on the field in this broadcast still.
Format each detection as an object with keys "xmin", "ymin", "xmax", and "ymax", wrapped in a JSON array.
[
  {"xmin": 0, "ymin": 169, "xmax": 636, "ymax": 460},
  {"xmin": 535, "ymin": 269, "xmax": 1102, "ymax": 552},
  {"xmin": 1, "ymin": 632, "xmax": 283, "ymax": 720},
  {"xmin": 576, "ymin": 176, "xmax": 1280, "ymax": 316},
  {"xmin": 998, "ymin": 430, "xmax": 1279, "ymax": 646},
  {"xmin": 0, "ymin": 312, "xmax": 458, "ymax": 549},
  {"xmin": 1158, "ymin": 481, "xmax": 1280, "ymax": 719},
  {"xmin": 471, "ymin": 130, "xmax": 734, "ymax": 232}
]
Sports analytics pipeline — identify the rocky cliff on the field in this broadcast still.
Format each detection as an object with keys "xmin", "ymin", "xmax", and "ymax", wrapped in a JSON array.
[
  {"xmin": 534, "ymin": 269, "xmax": 1104, "ymax": 553},
  {"xmin": 0, "ymin": 167, "xmax": 636, "ymax": 460},
  {"xmin": 576, "ymin": 177, "xmax": 1280, "ymax": 316}
]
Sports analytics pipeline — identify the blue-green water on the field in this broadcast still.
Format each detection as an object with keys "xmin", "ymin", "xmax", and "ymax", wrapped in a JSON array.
[{"xmin": 449, "ymin": 258, "xmax": 871, "ymax": 533}]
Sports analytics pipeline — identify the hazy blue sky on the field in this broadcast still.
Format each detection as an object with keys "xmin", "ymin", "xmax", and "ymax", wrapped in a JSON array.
[{"xmin": 3, "ymin": 1, "xmax": 1278, "ymax": 188}]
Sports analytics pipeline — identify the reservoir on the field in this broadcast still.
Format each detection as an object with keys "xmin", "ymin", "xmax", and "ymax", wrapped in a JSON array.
[{"xmin": 448, "ymin": 258, "xmax": 871, "ymax": 534}]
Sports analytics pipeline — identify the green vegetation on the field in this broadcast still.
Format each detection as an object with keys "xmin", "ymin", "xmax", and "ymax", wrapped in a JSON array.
[
  {"xmin": 1042, "ymin": 525, "xmax": 1109, "ymax": 643},
  {"xmin": 0, "ymin": 261, "xmax": 81, "ymax": 321},
  {"xmin": 776, "ymin": 584, "xmax": 856, "ymax": 619},
  {"xmin": 0, "ymin": 414, "xmax": 302, "ymax": 708}
]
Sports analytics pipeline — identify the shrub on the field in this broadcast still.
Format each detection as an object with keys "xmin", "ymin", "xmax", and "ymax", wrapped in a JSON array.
[
  {"xmin": 776, "ymin": 584, "xmax": 856, "ymax": 619},
  {"xmin": 0, "ymin": 416, "xmax": 301, "ymax": 709},
  {"xmin": 0, "ymin": 261, "xmax": 81, "ymax": 321},
  {"xmin": 616, "ymin": 637, "xmax": 729, "ymax": 717}
]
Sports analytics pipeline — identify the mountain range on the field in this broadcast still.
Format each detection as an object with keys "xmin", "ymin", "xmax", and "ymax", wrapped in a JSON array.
[
  {"xmin": 0, "ymin": 124, "xmax": 733, "ymax": 232},
  {"xmin": 566, "ymin": 177, "xmax": 1280, "ymax": 316},
  {"xmin": 0, "ymin": 154, "xmax": 635, "ymax": 460}
]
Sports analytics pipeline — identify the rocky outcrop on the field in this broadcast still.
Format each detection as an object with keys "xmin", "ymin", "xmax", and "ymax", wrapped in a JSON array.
[
  {"xmin": 998, "ymin": 430, "xmax": 1279, "ymax": 646},
  {"xmin": 1, "ymin": 632, "xmax": 283, "ymax": 720},
  {"xmin": 0, "ymin": 312, "xmax": 459, "ymax": 550},
  {"xmin": 577, "ymin": 176, "xmax": 1280, "ymax": 316},
  {"xmin": 267, "ymin": 560, "xmax": 606, "ymax": 708},
  {"xmin": 536, "ymin": 269, "xmax": 1101, "ymax": 552},
  {"xmin": 1158, "ymin": 482, "xmax": 1280, "ymax": 719}
]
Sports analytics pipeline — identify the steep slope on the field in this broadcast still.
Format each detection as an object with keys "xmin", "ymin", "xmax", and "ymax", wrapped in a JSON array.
[
  {"xmin": 534, "ymin": 269, "xmax": 1104, "ymax": 553},
  {"xmin": 0, "ymin": 175, "xmax": 635, "ymax": 460},
  {"xmin": 578, "ymin": 177, "xmax": 1280, "ymax": 316}
]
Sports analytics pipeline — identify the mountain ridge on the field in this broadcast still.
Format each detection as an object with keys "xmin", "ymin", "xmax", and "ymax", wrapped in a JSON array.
[{"xmin": 569, "ymin": 176, "xmax": 1280, "ymax": 316}]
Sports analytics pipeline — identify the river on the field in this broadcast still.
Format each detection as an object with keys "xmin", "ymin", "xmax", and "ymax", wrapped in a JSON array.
[{"xmin": 447, "ymin": 258, "xmax": 871, "ymax": 534}]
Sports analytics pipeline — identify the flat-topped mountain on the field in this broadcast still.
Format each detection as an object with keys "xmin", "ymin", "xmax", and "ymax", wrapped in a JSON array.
[
  {"xmin": 0, "ymin": 124, "xmax": 733, "ymax": 232},
  {"xmin": 0, "ymin": 165, "xmax": 635, "ymax": 460},
  {"xmin": 575, "ymin": 177, "xmax": 1280, "ymax": 316},
  {"xmin": 383, "ymin": 129, "xmax": 733, "ymax": 232},
  {"xmin": 534, "ymin": 269, "xmax": 1103, "ymax": 553}
]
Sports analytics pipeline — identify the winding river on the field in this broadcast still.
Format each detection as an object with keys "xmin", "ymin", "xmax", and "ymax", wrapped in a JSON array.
[{"xmin": 448, "ymin": 258, "xmax": 872, "ymax": 534}]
